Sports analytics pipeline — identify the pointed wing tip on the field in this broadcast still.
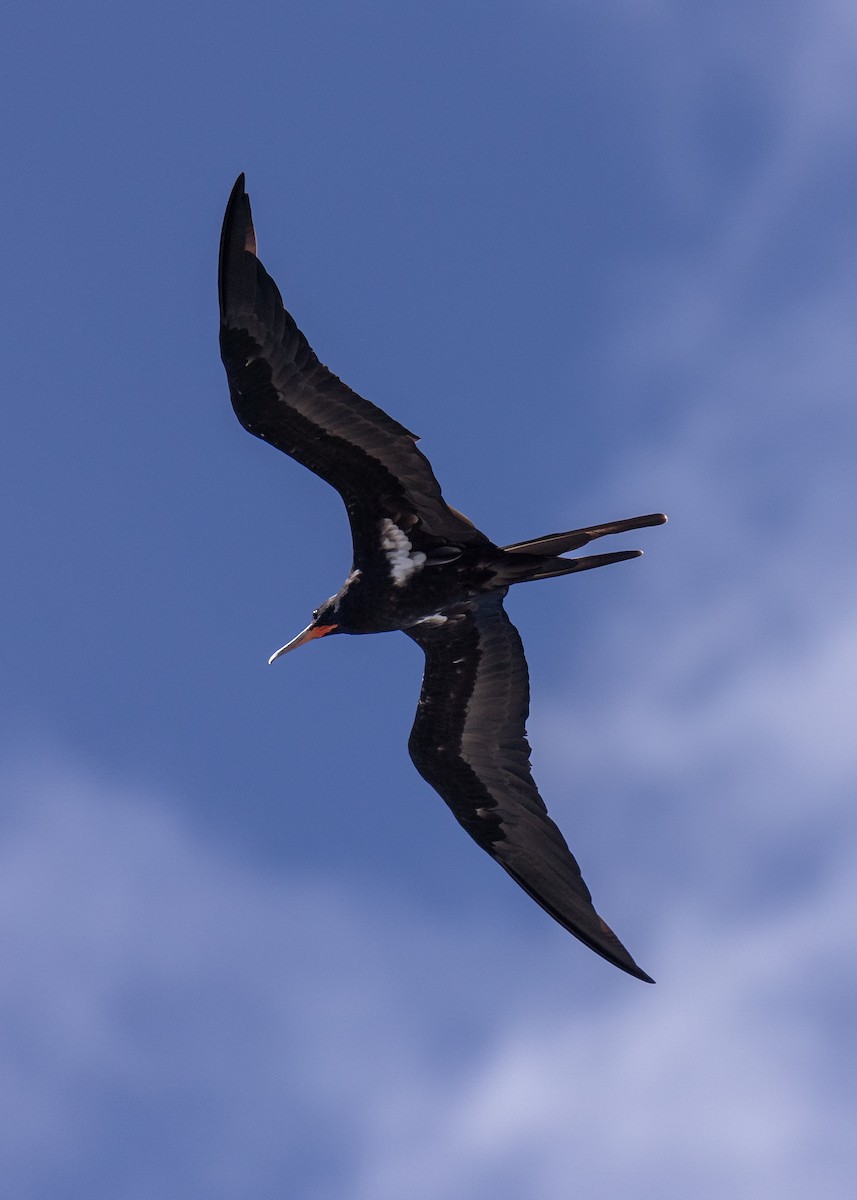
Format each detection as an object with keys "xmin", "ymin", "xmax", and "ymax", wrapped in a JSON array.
[
  {"xmin": 225, "ymin": 172, "xmax": 256, "ymax": 254},
  {"xmin": 223, "ymin": 173, "xmax": 248, "ymax": 223},
  {"xmin": 225, "ymin": 172, "xmax": 246, "ymax": 206},
  {"xmin": 219, "ymin": 173, "xmax": 258, "ymax": 316},
  {"xmin": 591, "ymin": 914, "xmax": 655, "ymax": 982},
  {"xmin": 627, "ymin": 963, "xmax": 656, "ymax": 984}
]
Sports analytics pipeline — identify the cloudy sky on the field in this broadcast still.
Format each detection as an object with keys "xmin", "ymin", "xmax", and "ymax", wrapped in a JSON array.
[{"xmin": 2, "ymin": 1, "xmax": 856, "ymax": 1196}]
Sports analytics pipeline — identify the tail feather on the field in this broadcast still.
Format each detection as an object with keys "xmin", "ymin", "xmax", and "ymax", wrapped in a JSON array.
[
  {"xmin": 496, "ymin": 548, "xmax": 643, "ymax": 585},
  {"xmin": 501, "ymin": 512, "xmax": 666, "ymax": 558}
]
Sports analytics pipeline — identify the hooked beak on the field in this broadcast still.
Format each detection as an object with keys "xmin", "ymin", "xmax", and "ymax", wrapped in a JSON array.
[{"xmin": 268, "ymin": 623, "xmax": 339, "ymax": 665}]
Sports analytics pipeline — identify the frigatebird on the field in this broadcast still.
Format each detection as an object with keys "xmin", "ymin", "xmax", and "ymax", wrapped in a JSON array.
[{"xmin": 218, "ymin": 174, "xmax": 665, "ymax": 983}]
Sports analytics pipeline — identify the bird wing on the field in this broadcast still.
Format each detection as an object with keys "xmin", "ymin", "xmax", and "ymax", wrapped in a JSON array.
[
  {"xmin": 405, "ymin": 594, "xmax": 653, "ymax": 982},
  {"xmin": 219, "ymin": 175, "xmax": 489, "ymax": 564}
]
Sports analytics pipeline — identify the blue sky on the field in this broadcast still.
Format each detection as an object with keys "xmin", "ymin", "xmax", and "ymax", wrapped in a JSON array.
[{"xmin": 2, "ymin": 1, "xmax": 856, "ymax": 1196}]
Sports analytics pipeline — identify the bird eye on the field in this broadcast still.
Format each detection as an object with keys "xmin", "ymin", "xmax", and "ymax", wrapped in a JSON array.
[{"xmin": 312, "ymin": 609, "xmax": 320, "ymax": 621}]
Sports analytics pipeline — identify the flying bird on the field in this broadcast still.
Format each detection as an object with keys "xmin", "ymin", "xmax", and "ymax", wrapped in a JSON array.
[{"xmin": 218, "ymin": 174, "xmax": 665, "ymax": 983}]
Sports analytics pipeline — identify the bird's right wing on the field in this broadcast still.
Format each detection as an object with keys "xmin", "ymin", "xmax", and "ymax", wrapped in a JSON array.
[
  {"xmin": 405, "ymin": 594, "xmax": 653, "ymax": 982},
  {"xmin": 219, "ymin": 175, "xmax": 490, "ymax": 564}
]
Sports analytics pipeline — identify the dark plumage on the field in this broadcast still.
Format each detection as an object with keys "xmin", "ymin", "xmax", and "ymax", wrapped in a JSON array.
[{"xmin": 219, "ymin": 174, "xmax": 666, "ymax": 982}]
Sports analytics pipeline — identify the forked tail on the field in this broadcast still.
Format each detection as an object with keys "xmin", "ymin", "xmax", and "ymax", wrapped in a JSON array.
[{"xmin": 495, "ymin": 512, "xmax": 667, "ymax": 584}]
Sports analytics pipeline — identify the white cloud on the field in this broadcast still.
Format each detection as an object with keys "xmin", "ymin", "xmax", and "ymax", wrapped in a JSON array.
[
  {"xmin": 347, "ymin": 847, "xmax": 857, "ymax": 1200},
  {"xmin": 1, "ymin": 740, "xmax": 855, "ymax": 1200}
]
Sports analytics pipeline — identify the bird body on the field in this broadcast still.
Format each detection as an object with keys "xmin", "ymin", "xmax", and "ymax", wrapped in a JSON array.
[{"xmin": 219, "ymin": 175, "xmax": 666, "ymax": 982}]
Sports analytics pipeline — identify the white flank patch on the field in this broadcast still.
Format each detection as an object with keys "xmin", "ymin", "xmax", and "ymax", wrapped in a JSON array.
[{"xmin": 379, "ymin": 519, "xmax": 426, "ymax": 587}]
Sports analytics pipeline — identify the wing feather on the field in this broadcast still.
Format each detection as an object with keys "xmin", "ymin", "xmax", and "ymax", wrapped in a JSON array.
[
  {"xmin": 218, "ymin": 176, "xmax": 488, "ymax": 563},
  {"xmin": 406, "ymin": 594, "xmax": 653, "ymax": 982}
]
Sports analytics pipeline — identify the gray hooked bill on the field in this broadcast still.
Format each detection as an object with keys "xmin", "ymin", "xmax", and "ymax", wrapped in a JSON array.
[{"xmin": 268, "ymin": 622, "xmax": 338, "ymax": 664}]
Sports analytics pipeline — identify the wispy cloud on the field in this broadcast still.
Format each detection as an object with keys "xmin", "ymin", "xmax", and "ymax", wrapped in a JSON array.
[{"xmin": 3, "ymin": 744, "xmax": 853, "ymax": 1199}]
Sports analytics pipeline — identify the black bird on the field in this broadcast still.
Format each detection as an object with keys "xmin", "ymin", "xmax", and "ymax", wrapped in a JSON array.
[{"xmin": 218, "ymin": 175, "xmax": 666, "ymax": 983}]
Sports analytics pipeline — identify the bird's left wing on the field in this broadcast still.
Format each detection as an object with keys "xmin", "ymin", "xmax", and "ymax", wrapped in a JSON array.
[
  {"xmin": 219, "ymin": 175, "xmax": 489, "ymax": 563},
  {"xmin": 405, "ymin": 594, "xmax": 653, "ymax": 982}
]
